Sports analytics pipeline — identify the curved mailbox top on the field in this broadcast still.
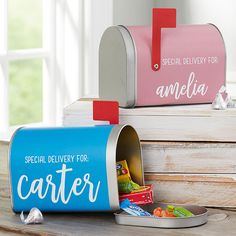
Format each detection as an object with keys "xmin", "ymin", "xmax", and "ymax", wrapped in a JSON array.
[
  {"xmin": 99, "ymin": 24, "xmax": 226, "ymax": 107},
  {"xmin": 9, "ymin": 125, "xmax": 143, "ymax": 212}
]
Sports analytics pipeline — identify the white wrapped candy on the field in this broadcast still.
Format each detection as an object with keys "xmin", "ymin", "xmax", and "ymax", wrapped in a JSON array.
[{"xmin": 20, "ymin": 207, "xmax": 44, "ymax": 225}]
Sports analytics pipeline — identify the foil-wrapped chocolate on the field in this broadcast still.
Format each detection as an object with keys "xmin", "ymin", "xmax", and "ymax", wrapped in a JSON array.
[
  {"xmin": 212, "ymin": 86, "xmax": 236, "ymax": 110},
  {"xmin": 212, "ymin": 92, "xmax": 227, "ymax": 110},
  {"xmin": 226, "ymin": 95, "xmax": 236, "ymax": 108},
  {"xmin": 20, "ymin": 207, "xmax": 44, "ymax": 225}
]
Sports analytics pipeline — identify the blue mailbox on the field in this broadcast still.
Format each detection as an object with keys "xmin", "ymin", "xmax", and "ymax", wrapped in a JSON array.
[{"xmin": 9, "ymin": 125, "xmax": 144, "ymax": 212}]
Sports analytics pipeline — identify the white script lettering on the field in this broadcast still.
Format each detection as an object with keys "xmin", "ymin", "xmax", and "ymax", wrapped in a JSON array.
[
  {"xmin": 17, "ymin": 164, "xmax": 101, "ymax": 204},
  {"xmin": 156, "ymin": 72, "xmax": 208, "ymax": 99}
]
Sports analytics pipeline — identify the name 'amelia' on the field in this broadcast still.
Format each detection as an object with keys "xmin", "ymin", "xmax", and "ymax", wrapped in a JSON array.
[{"xmin": 156, "ymin": 72, "xmax": 208, "ymax": 99}]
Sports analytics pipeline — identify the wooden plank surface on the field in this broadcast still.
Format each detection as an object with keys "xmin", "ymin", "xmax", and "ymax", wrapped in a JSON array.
[
  {"xmin": 119, "ymin": 115, "xmax": 236, "ymax": 142},
  {"xmin": 146, "ymin": 174, "xmax": 236, "ymax": 207},
  {"xmin": 2, "ymin": 142, "xmax": 236, "ymax": 235},
  {"xmin": 65, "ymin": 103, "xmax": 236, "ymax": 117},
  {"xmin": 64, "ymin": 103, "xmax": 236, "ymax": 142},
  {"xmin": 0, "ymin": 141, "xmax": 9, "ymax": 176},
  {"xmin": 142, "ymin": 142, "xmax": 236, "ymax": 173},
  {"xmin": 3, "ymin": 141, "xmax": 236, "ymax": 208},
  {"xmin": 119, "ymin": 105, "xmax": 236, "ymax": 117},
  {"xmin": 0, "ymin": 176, "xmax": 236, "ymax": 236}
]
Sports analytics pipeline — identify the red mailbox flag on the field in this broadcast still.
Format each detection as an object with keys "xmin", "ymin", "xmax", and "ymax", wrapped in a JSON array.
[
  {"xmin": 93, "ymin": 100, "xmax": 119, "ymax": 125},
  {"xmin": 152, "ymin": 8, "xmax": 176, "ymax": 71}
]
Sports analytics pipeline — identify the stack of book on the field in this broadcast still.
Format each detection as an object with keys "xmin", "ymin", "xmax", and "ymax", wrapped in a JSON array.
[
  {"xmin": 63, "ymin": 100, "xmax": 110, "ymax": 126},
  {"xmin": 64, "ymin": 100, "xmax": 236, "ymax": 207}
]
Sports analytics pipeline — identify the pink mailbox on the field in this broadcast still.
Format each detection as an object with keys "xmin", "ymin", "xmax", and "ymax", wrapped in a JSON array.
[{"xmin": 99, "ymin": 8, "xmax": 226, "ymax": 107}]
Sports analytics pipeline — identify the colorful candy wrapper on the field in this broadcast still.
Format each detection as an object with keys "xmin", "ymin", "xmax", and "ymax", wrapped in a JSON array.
[
  {"xmin": 119, "ymin": 185, "xmax": 154, "ymax": 205},
  {"xmin": 167, "ymin": 205, "xmax": 194, "ymax": 217},
  {"xmin": 117, "ymin": 160, "xmax": 141, "ymax": 193},
  {"xmin": 120, "ymin": 199, "xmax": 152, "ymax": 217},
  {"xmin": 118, "ymin": 180, "xmax": 140, "ymax": 194},
  {"xmin": 116, "ymin": 160, "xmax": 132, "ymax": 182}
]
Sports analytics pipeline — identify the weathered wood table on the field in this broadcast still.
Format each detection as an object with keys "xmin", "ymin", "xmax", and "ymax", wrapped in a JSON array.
[
  {"xmin": 1, "ymin": 176, "xmax": 236, "ymax": 236},
  {"xmin": 64, "ymin": 104, "xmax": 236, "ymax": 207},
  {"xmin": 1, "ymin": 141, "xmax": 236, "ymax": 235}
]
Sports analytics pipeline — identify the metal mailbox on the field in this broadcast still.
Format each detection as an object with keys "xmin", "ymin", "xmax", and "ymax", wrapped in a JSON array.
[
  {"xmin": 99, "ymin": 8, "xmax": 226, "ymax": 107},
  {"xmin": 9, "ymin": 125, "xmax": 144, "ymax": 212}
]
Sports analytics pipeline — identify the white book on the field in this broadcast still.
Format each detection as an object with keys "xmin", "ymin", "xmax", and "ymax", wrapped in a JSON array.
[
  {"xmin": 63, "ymin": 100, "xmax": 236, "ymax": 142},
  {"xmin": 63, "ymin": 100, "xmax": 109, "ymax": 126}
]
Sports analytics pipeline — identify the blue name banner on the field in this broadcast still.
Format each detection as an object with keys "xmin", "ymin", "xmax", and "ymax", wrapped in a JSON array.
[{"xmin": 9, "ymin": 126, "xmax": 114, "ymax": 212}]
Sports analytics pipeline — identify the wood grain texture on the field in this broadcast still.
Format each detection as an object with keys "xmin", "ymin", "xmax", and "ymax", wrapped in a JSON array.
[
  {"xmin": 0, "ymin": 141, "xmax": 9, "ymax": 176},
  {"xmin": 0, "ymin": 177, "xmax": 236, "ymax": 236},
  {"xmin": 145, "ymin": 174, "xmax": 236, "ymax": 207},
  {"xmin": 2, "ymin": 141, "xmax": 236, "ymax": 234},
  {"xmin": 64, "ymin": 104, "xmax": 236, "ymax": 142},
  {"xmin": 119, "ymin": 115, "xmax": 236, "ymax": 142},
  {"xmin": 119, "ymin": 105, "xmax": 236, "ymax": 117},
  {"xmin": 142, "ymin": 142, "xmax": 236, "ymax": 173},
  {"xmin": 65, "ymin": 103, "xmax": 236, "ymax": 117}
]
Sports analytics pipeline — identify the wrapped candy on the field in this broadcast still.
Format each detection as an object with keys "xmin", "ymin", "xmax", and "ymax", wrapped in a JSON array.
[
  {"xmin": 212, "ymin": 85, "xmax": 236, "ymax": 110},
  {"xmin": 116, "ymin": 160, "xmax": 141, "ymax": 193},
  {"xmin": 117, "ymin": 160, "xmax": 153, "ymax": 205},
  {"xmin": 153, "ymin": 205, "xmax": 194, "ymax": 218},
  {"xmin": 212, "ymin": 92, "xmax": 227, "ymax": 110},
  {"xmin": 167, "ymin": 205, "xmax": 194, "ymax": 217},
  {"xmin": 120, "ymin": 199, "xmax": 152, "ymax": 217},
  {"xmin": 20, "ymin": 208, "xmax": 44, "ymax": 224}
]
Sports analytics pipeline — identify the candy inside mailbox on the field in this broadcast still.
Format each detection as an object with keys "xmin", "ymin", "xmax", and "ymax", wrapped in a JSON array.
[{"xmin": 9, "ymin": 125, "xmax": 150, "ymax": 212}]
